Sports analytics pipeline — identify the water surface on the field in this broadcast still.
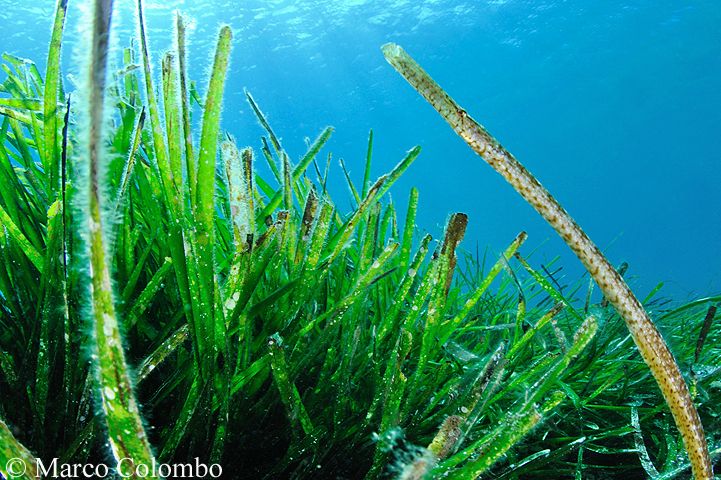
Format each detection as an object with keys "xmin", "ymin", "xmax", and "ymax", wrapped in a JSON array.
[{"xmin": 2, "ymin": 0, "xmax": 719, "ymax": 298}]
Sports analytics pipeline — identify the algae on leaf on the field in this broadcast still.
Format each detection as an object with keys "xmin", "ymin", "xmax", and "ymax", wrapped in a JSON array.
[{"xmin": 81, "ymin": 0, "xmax": 158, "ymax": 475}]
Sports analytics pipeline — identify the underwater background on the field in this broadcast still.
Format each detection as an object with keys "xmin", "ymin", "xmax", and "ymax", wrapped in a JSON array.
[{"xmin": 1, "ymin": 0, "xmax": 719, "ymax": 298}]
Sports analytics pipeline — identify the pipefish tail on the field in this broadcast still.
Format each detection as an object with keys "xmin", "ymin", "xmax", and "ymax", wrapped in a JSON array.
[{"xmin": 381, "ymin": 42, "xmax": 712, "ymax": 480}]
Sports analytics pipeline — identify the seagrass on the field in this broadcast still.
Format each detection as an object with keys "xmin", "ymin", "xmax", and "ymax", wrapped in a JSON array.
[{"xmin": 0, "ymin": 3, "xmax": 718, "ymax": 479}]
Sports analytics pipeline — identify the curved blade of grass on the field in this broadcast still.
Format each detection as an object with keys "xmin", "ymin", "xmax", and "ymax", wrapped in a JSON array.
[
  {"xmin": 507, "ymin": 302, "xmax": 565, "ymax": 358},
  {"xmin": 161, "ymin": 52, "xmax": 183, "ymax": 198},
  {"xmin": 438, "ymin": 231, "xmax": 527, "ymax": 346},
  {"xmin": 268, "ymin": 333, "xmax": 314, "ymax": 437},
  {"xmin": 83, "ymin": 0, "xmax": 157, "ymax": 474},
  {"xmin": 0, "ymin": 203, "xmax": 43, "ymax": 271},
  {"xmin": 526, "ymin": 315, "xmax": 598, "ymax": 407},
  {"xmin": 694, "ymin": 305, "xmax": 716, "ymax": 365},
  {"xmin": 194, "ymin": 24, "xmax": 232, "ymax": 378},
  {"xmin": 281, "ymin": 153, "xmax": 296, "ymax": 262},
  {"xmin": 326, "ymin": 176, "xmax": 386, "ymax": 260},
  {"xmin": 375, "ymin": 145, "xmax": 421, "ymax": 201},
  {"xmin": 355, "ymin": 201, "xmax": 381, "ymax": 278},
  {"xmin": 136, "ymin": 324, "xmax": 189, "ymax": 382},
  {"xmin": 364, "ymin": 329, "xmax": 412, "ymax": 478},
  {"xmin": 489, "ymin": 353, "xmax": 557, "ymax": 407},
  {"xmin": 43, "ymin": 0, "xmax": 68, "ymax": 193},
  {"xmin": 398, "ymin": 186, "xmax": 418, "ymax": 274},
  {"xmin": 400, "ymin": 415, "xmax": 464, "ymax": 479},
  {"xmin": 223, "ymin": 141, "xmax": 254, "ymax": 254},
  {"xmin": 658, "ymin": 296, "xmax": 721, "ymax": 322},
  {"xmin": 136, "ymin": 0, "xmax": 193, "ymax": 364},
  {"xmin": 1, "ymin": 417, "xmax": 38, "ymax": 479},
  {"xmin": 304, "ymin": 199, "xmax": 333, "ymax": 268},
  {"xmin": 294, "ymin": 127, "xmax": 333, "ymax": 186},
  {"xmin": 245, "ymin": 90, "xmax": 284, "ymax": 158},
  {"xmin": 259, "ymin": 136, "xmax": 282, "ymax": 183},
  {"xmin": 120, "ymin": 228, "xmax": 158, "ymax": 303},
  {"xmin": 124, "ymin": 256, "xmax": 173, "ymax": 330},
  {"xmin": 297, "ymin": 242, "xmax": 399, "ymax": 336},
  {"xmin": 0, "ymin": 105, "xmax": 33, "ymax": 125},
  {"xmin": 382, "ymin": 42, "xmax": 712, "ymax": 480},
  {"xmin": 0, "ymin": 133, "xmax": 23, "ymax": 221},
  {"xmin": 295, "ymin": 186, "xmax": 318, "ymax": 264},
  {"xmin": 441, "ymin": 391, "xmax": 566, "ymax": 479},
  {"xmin": 257, "ymin": 126, "xmax": 333, "ymax": 220},
  {"xmin": 158, "ymin": 376, "xmax": 205, "ymax": 462},
  {"xmin": 515, "ymin": 252, "xmax": 583, "ymax": 322},
  {"xmin": 136, "ymin": 0, "xmax": 176, "ymax": 212},
  {"xmin": 362, "ymin": 129, "xmax": 374, "ymax": 198},
  {"xmin": 456, "ymin": 342, "xmax": 507, "ymax": 446},
  {"xmin": 413, "ymin": 213, "xmax": 468, "ymax": 390},
  {"xmin": 34, "ymin": 199, "xmax": 67, "ymax": 439},
  {"xmin": 230, "ymin": 355, "xmax": 270, "ymax": 398},
  {"xmin": 0, "ymin": 97, "xmax": 43, "ymax": 110},
  {"xmin": 59, "ymin": 92, "xmax": 72, "ymax": 418},
  {"xmin": 175, "ymin": 13, "xmax": 196, "ymax": 201},
  {"xmin": 376, "ymin": 232, "xmax": 432, "ymax": 344},
  {"xmin": 632, "ymin": 406, "xmax": 661, "ymax": 478},
  {"xmin": 378, "ymin": 200, "xmax": 396, "ymax": 247},
  {"xmin": 8, "ymin": 118, "xmax": 48, "ymax": 207},
  {"xmin": 339, "ymin": 157, "xmax": 361, "ymax": 206},
  {"xmin": 112, "ymin": 106, "xmax": 145, "ymax": 219}
]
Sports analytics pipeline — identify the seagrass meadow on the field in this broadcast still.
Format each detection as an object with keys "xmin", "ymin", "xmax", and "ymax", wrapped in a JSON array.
[{"xmin": 0, "ymin": 0, "xmax": 719, "ymax": 479}]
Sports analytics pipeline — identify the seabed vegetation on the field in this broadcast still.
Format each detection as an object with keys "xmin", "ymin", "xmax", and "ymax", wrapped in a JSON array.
[{"xmin": 0, "ymin": 0, "xmax": 719, "ymax": 479}]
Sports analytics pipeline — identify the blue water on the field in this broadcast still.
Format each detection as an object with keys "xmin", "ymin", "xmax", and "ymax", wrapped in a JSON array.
[{"xmin": 2, "ymin": 0, "xmax": 719, "ymax": 299}]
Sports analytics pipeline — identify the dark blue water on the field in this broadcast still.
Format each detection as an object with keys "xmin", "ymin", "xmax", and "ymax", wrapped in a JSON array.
[{"xmin": 2, "ymin": 0, "xmax": 719, "ymax": 299}]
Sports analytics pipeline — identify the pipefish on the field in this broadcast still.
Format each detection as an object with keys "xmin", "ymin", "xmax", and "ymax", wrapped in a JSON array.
[{"xmin": 382, "ymin": 42, "xmax": 712, "ymax": 480}]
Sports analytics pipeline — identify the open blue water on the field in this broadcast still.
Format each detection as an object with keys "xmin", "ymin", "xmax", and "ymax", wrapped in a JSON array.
[{"xmin": 2, "ymin": 0, "xmax": 719, "ymax": 299}]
